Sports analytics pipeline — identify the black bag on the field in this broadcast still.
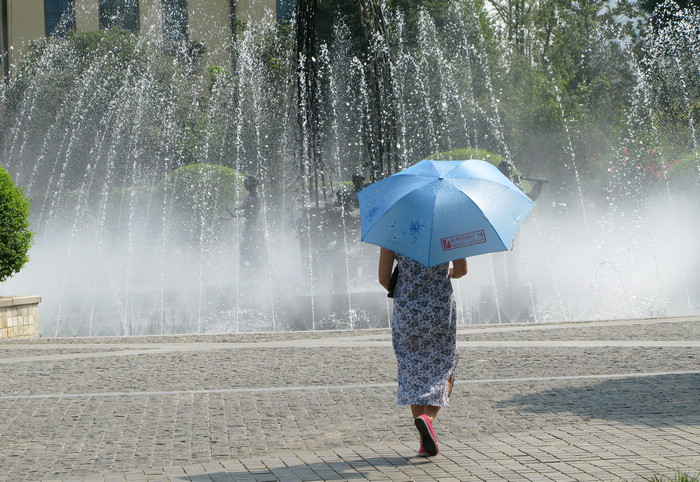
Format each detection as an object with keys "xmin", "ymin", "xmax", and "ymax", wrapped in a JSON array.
[{"xmin": 387, "ymin": 266, "xmax": 399, "ymax": 298}]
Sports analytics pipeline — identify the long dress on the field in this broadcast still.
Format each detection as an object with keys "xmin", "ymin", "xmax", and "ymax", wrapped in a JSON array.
[{"xmin": 391, "ymin": 253, "xmax": 458, "ymax": 407}]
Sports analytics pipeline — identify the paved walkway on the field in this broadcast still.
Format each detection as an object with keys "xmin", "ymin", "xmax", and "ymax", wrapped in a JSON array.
[{"xmin": 1, "ymin": 316, "xmax": 699, "ymax": 481}]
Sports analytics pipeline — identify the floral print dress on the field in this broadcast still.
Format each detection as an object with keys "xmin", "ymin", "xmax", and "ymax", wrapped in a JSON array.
[{"xmin": 391, "ymin": 253, "xmax": 458, "ymax": 407}]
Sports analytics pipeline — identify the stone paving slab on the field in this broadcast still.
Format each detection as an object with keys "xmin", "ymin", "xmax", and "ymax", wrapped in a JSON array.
[{"xmin": 0, "ymin": 317, "xmax": 699, "ymax": 481}]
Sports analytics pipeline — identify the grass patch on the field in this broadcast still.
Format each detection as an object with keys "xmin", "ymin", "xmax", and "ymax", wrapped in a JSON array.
[{"xmin": 647, "ymin": 470, "xmax": 700, "ymax": 482}]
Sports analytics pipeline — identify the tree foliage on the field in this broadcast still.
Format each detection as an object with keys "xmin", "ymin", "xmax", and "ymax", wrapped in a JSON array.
[
  {"xmin": 1, "ymin": 28, "xmax": 200, "ymax": 201},
  {"xmin": 3, "ymin": 0, "xmax": 698, "ymax": 216},
  {"xmin": 310, "ymin": 0, "xmax": 676, "ymax": 186},
  {"xmin": 0, "ymin": 167, "xmax": 33, "ymax": 284}
]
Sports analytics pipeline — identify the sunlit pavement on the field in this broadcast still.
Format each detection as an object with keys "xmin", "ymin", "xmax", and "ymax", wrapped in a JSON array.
[{"xmin": 1, "ymin": 316, "xmax": 699, "ymax": 481}]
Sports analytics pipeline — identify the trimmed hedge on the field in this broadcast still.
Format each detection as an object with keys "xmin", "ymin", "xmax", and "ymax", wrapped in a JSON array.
[
  {"xmin": 429, "ymin": 147, "xmax": 505, "ymax": 167},
  {"xmin": 0, "ymin": 167, "xmax": 33, "ymax": 283},
  {"xmin": 159, "ymin": 163, "xmax": 245, "ymax": 243}
]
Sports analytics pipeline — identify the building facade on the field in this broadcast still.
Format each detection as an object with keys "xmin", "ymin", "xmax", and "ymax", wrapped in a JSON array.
[{"xmin": 1, "ymin": 0, "xmax": 293, "ymax": 77}]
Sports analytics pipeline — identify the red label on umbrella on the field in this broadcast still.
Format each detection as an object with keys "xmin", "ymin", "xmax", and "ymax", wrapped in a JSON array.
[{"xmin": 441, "ymin": 230, "xmax": 486, "ymax": 250}]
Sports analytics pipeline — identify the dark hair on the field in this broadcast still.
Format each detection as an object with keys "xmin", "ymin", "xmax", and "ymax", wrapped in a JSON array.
[{"xmin": 497, "ymin": 161, "xmax": 512, "ymax": 178}]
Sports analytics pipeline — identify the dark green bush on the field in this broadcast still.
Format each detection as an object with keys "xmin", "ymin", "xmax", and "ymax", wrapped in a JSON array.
[
  {"xmin": 159, "ymin": 163, "xmax": 245, "ymax": 243},
  {"xmin": 663, "ymin": 151, "xmax": 700, "ymax": 191},
  {"xmin": 428, "ymin": 148, "xmax": 537, "ymax": 192},
  {"xmin": 0, "ymin": 167, "xmax": 33, "ymax": 283},
  {"xmin": 430, "ymin": 147, "xmax": 505, "ymax": 167}
]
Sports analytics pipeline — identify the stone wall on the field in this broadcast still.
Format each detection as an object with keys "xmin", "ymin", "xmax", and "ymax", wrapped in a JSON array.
[{"xmin": 0, "ymin": 296, "xmax": 41, "ymax": 338}]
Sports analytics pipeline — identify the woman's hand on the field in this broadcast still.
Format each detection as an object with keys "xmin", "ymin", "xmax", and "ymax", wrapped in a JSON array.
[{"xmin": 449, "ymin": 258, "xmax": 468, "ymax": 279}]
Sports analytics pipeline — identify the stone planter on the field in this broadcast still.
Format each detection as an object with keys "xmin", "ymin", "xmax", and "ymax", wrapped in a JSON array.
[{"xmin": 0, "ymin": 296, "xmax": 41, "ymax": 338}]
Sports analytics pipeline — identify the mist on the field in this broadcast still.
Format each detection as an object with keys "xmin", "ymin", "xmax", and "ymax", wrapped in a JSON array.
[{"xmin": 3, "ymin": 172, "xmax": 699, "ymax": 336}]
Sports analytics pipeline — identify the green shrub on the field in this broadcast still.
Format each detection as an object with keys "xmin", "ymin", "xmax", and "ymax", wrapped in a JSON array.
[
  {"xmin": 429, "ymin": 147, "xmax": 506, "ymax": 167},
  {"xmin": 159, "ymin": 163, "xmax": 245, "ymax": 243},
  {"xmin": 663, "ymin": 151, "xmax": 700, "ymax": 191},
  {"xmin": 427, "ymin": 147, "xmax": 537, "ymax": 191},
  {"xmin": 0, "ymin": 167, "xmax": 33, "ymax": 283}
]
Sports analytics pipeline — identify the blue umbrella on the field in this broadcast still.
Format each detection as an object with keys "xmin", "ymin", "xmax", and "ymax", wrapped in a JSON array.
[{"xmin": 358, "ymin": 159, "xmax": 535, "ymax": 267}]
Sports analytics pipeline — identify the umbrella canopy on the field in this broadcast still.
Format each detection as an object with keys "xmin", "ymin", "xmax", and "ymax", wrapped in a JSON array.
[{"xmin": 358, "ymin": 159, "xmax": 535, "ymax": 267}]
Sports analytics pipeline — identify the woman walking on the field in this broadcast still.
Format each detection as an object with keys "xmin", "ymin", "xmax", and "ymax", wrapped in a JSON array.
[{"xmin": 378, "ymin": 247, "xmax": 468, "ymax": 457}]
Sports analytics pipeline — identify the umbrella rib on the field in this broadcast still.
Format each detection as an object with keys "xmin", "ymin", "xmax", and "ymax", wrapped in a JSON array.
[
  {"xmin": 444, "ymin": 181, "xmax": 510, "ymax": 253},
  {"xmin": 427, "ymin": 187, "xmax": 439, "ymax": 267}
]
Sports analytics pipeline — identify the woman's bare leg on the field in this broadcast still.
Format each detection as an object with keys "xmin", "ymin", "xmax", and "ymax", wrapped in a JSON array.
[
  {"xmin": 411, "ymin": 375, "xmax": 452, "ymax": 421},
  {"xmin": 411, "ymin": 376, "xmax": 453, "ymax": 454},
  {"xmin": 411, "ymin": 404, "xmax": 440, "ymax": 421},
  {"xmin": 423, "ymin": 405, "xmax": 440, "ymax": 421},
  {"xmin": 410, "ymin": 405, "xmax": 424, "ymax": 419}
]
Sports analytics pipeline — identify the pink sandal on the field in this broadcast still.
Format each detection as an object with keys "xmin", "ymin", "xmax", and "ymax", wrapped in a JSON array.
[{"xmin": 414, "ymin": 414, "xmax": 439, "ymax": 456}]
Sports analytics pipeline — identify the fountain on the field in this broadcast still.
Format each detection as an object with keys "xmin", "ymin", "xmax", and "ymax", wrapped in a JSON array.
[{"xmin": 1, "ymin": 1, "xmax": 699, "ymax": 336}]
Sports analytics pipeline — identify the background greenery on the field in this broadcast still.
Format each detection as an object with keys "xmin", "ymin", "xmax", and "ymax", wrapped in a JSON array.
[{"xmin": 1, "ymin": 0, "xmax": 698, "ymax": 225}]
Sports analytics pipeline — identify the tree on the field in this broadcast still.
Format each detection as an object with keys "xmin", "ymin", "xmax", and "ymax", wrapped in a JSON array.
[
  {"xmin": 640, "ymin": 0, "xmax": 700, "ymax": 29},
  {"xmin": 628, "ymin": 1, "xmax": 700, "ymax": 158},
  {"xmin": 316, "ymin": 0, "xmax": 457, "ymax": 54},
  {"xmin": 358, "ymin": 0, "xmax": 400, "ymax": 180},
  {"xmin": 488, "ymin": 0, "xmax": 639, "ymax": 182},
  {"xmin": 1, "ymin": 28, "xmax": 195, "ymax": 205},
  {"xmin": 296, "ymin": 0, "xmax": 328, "ymax": 205},
  {"xmin": 0, "ymin": 166, "xmax": 33, "ymax": 284}
]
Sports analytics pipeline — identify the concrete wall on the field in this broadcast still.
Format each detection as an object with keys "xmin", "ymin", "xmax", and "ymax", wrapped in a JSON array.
[
  {"xmin": 139, "ymin": 0, "xmax": 162, "ymax": 38},
  {"xmin": 0, "ymin": 296, "xmax": 41, "ymax": 338},
  {"xmin": 190, "ymin": 0, "xmax": 232, "ymax": 69},
  {"xmin": 75, "ymin": 0, "xmax": 98, "ymax": 31},
  {"xmin": 4, "ymin": 0, "xmax": 44, "ymax": 71},
  {"xmin": 2, "ymin": 0, "xmax": 279, "ymax": 75},
  {"xmin": 237, "ymin": 0, "xmax": 276, "ymax": 24}
]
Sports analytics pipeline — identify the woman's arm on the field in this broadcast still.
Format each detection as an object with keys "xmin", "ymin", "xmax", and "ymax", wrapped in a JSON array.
[
  {"xmin": 449, "ymin": 258, "xmax": 468, "ymax": 279},
  {"xmin": 378, "ymin": 247, "xmax": 395, "ymax": 291}
]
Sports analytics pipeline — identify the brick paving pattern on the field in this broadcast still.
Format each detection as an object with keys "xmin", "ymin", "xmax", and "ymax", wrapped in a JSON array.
[{"xmin": 0, "ymin": 317, "xmax": 699, "ymax": 481}]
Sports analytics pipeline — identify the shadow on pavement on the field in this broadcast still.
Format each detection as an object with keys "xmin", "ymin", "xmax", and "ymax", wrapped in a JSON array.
[
  {"xmin": 499, "ymin": 373, "xmax": 700, "ymax": 425},
  {"xmin": 195, "ymin": 455, "xmax": 429, "ymax": 481}
]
